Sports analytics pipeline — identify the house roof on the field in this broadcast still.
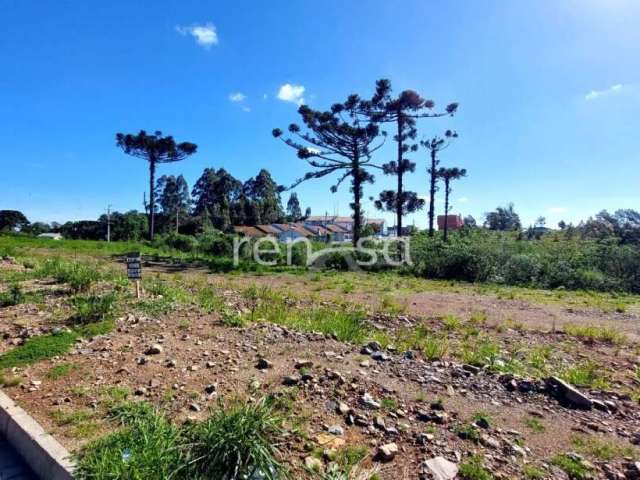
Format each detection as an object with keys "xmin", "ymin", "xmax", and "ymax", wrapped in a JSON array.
[
  {"xmin": 306, "ymin": 215, "xmax": 385, "ymax": 225},
  {"xmin": 271, "ymin": 223, "xmax": 291, "ymax": 232},
  {"xmin": 324, "ymin": 224, "xmax": 348, "ymax": 233},
  {"xmin": 233, "ymin": 226, "xmax": 265, "ymax": 237},
  {"xmin": 289, "ymin": 224, "xmax": 314, "ymax": 236},
  {"xmin": 255, "ymin": 224, "xmax": 280, "ymax": 234}
]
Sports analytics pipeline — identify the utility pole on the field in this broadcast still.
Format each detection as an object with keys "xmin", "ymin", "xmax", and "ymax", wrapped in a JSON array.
[{"xmin": 106, "ymin": 205, "xmax": 112, "ymax": 242}]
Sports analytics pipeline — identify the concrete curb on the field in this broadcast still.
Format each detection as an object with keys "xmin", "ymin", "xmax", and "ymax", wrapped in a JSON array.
[{"xmin": 0, "ymin": 390, "xmax": 74, "ymax": 480}]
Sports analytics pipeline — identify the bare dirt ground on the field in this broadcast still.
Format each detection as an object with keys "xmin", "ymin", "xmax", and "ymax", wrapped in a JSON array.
[{"xmin": 2, "ymin": 261, "xmax": 640, "ymax": 479}]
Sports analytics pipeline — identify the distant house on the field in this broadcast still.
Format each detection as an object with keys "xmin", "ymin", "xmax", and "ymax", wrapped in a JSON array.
[
  {"xmin": 37, "ymin": 232, "xmax": 63, "ymax": 240},
  {"xmin": 271, "ymin": 224, "xmax": 311, "ymax": 242},
  {"xmin": 324, "ymin": 223, "xmax": 349, "ymax": 242},
  {"xmin": 304, "ymin": 215, "xmax": 386, "ymax": 235},
  {"xmin": 255, "ymin": 225, "xmax": 281, "ymax": 236},
  {"xmin": 437, "ymin": 215, "xmax": 465, "ymax": 231},
  {"xmin": 233, "ymin": 226, "xmax": 265, "ymax": 238}
]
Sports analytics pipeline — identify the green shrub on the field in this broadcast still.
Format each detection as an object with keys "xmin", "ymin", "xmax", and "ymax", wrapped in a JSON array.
[
  {"xmin": 197, "ymin": 233, "xmax": 232, "ymax": 256},
  {"xmin": 459, "ymin": 455, "xmax": 492, "ymax": 480},
  {"xmin": 502, "ymin": 254, "xmax": 541, "ymax": 285}
]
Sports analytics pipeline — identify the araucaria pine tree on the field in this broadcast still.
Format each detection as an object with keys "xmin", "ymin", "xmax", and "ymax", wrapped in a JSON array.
[
  {"xmin": 360, "ymin": 79, "xmax": 458, "ymax": 237},
  {"xmin": 273, "ymin": 96, "xmax": 384, "ymax": 245},
  {"xmin": 421, "ymin": 130, "xmax": 458, "ymax": 237},
  {"xmin": 436, "ymin": 167, "xmax": 467, "ymax": 242},
  {"xmin": 116, "ymin": 130, "xmax": 197, "ymax": 240}
]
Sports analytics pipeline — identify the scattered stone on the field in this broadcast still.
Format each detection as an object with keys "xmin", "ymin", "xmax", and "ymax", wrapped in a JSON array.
[
  {"xmin": 295, "ymin": 359, "xmax": 313, "ymax": 369},
  {"xmin": 256, "ymin": 358, "xmax": 273, "ymax": 370},
  {"xmin": 376, "ymin": 443, "xmax": 398, "ymax": 462},
  {"xmin": 361, "ymin": 393, "xmax": 381, "ymax": 409},
  {"xmin": 546, "ymin": 376, "xmax": 593, "ymax": 410},
  {"xmin": 371, "ymin": 351, "xmax": 390, "ymax": 362},
  {"xmin": 204, "ymin": 384, "xmax": 217, "ymax": 394},
  {"xmin": 424, "ymin": 456, "xmax": 459, "ymax": 480},
  {"xmin": 189, "ymin": 403, "xmax": 201, "ymax": 412},
  {"xmin": 282, "ymin": 375, "xmax": 300, "ymax": 386},
  {"xmin": 145, "ymin": 344, "xmax": 163, "ymax": 355},
  {"xmin": 328, "ymin": 425, "xmax": 344, "ymax": 436}
]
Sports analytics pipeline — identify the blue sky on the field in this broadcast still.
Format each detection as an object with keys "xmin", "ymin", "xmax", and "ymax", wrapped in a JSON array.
[{"xmin": 1, "ymin": 0, "xmax": 638, "ymax": 229}]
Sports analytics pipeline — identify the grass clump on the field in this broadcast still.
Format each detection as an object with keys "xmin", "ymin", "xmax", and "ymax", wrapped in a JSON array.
[
  {"xmin": 522, "ymin": 464, "xmax": 545, "ymax": 479},
  {"xmin": 460, "ymin": 339, "xmax": 501, "ymax": 368},
  {"xmin": 458, "ymin": 455, "xmax": 493, "ymax": 480},
  {"xmin": 0, "ymin": 372, "xmax": 21, "ymax": 387},
  {"xmin": 46, "ymin": 362, "xmax": 78, "ymax": 380},
  {"xmin": 551, "ymin": 453, "xmax": 593, "ymax": 479},
  {"xmin": 71, "ymin": 293, "xmax": 117, "ymax": 324},
  {"xmin": 571, "ymin": 434, "xmax": 638, "ymax": 461},
  {"xmin": 524, "ymin": 416, "xmax": 545, "ymax": 434},
  {"xmin": 36, "ymin": 258, "xmax": 101, "ymax": 292},
  {"xmin": 564, "ymin": 324, "xmax": 626, "ymax": 344},
  {"xmin": 75, "ymin": 399, "xmax": 286, "ymax": 480},
  {"xmin": 560, "ymin": 361, "xmax": 609, "ymax": 389},
  {"xmin": 0, "ymin": 284, "xmax": 25, "ymax": 307}
]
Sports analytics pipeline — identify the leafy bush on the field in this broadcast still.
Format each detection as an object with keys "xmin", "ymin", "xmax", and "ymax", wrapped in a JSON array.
[
  {"xmin": 158, "ymin": 233, "xmax": 198, "ymax": 253},
  {"xmin": 197, "ymin": 233, "xmax": 233, "ymax": 256},
  {"xmin": 502, "ymin": 254, "xmax": 541, "ymax": 286}
]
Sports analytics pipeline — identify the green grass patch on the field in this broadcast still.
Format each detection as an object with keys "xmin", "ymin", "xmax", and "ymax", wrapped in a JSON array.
[
  {"xmin": 71, "ymin": 293, "xmax": 118, "ymax": 324},
  {"xmin": 0, "ymin": 331, "xmax": 78, "ymax": 369},
  {"xmin": 564, "ymin": 324, "xmax": 626, "ymax": 344},
  {"xmin": 524, "ymin": 416, "xmax": 545, "ymax": 434},
  {"xmin": 458, "ymin": 455, "xmax": 493, "ymax": 480},
  {"xmin": 0, "ymin": 284, "xmax": 25, "ymax": 307},
  {"xmin": 551, "ymin": 453, "xmax": 593, "ymax": 479},
  {"xmin": 75, "ymin": 398, "xmax": 286, "ymax": 480},
  {"xmin": 571, "ymin": 434, "xmax": 638, "ymax": 461},
  {"xmin": 560, "ymin": 361, "xmax": 609, "ymax": 389},
  {"xmin": 46, "ymin": 362, "xmax": 78, "ymax": 380}
]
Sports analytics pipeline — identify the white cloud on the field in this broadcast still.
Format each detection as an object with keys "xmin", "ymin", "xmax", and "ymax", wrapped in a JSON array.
[
  {"xmin": 585, "ymin": 84, "xmax": 623, "ymax": 101},
  {"xmin": 229, "ymin": 92, "xmax": 246, "ymax": 102},
  {"xmin": 241, "ymin": 105, "xmax": 251, "ymax": 112},
  {"xmin": 458, "ymin": 197, "xmax": 469, "ymax": 203},
  {"xmin": 548, "ymin": 207, "xmax": 567, "ymax": 213},
  {"xmin": 176, "ymin": 23, "xmax": 218, "ymax": 48},
  {"xmin": 277, "ymin": 83, "xmax": 305, "ymax": 105}
]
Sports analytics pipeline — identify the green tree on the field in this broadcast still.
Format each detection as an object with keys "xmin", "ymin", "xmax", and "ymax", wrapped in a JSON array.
[
  {"xmin": 436, "ymin": 167, "xmax": 467, "ymax": 241},
  {"xmin": 484, "ymin": 203, "xmax": 522, "ymax": 231},
  {"xmin": 361, "ymin": 79, "xmax": 458, "ymax": 237},
  {"xmin": 421, "ymin": 130, "xmax": 458, "ymax": 236},
  {"xmin": 192, "ymin": 168, "xmax": 242, "ymax": 232},
  {"xmin": 286, "ymin": 193, "xmax": 302, "ymax": 222},
  {"xmin": 115, "ymin": 130, "xmax": 197, "ymax": 240},
  {"xmin": 156, "ymin": 174, "xmax": 190, "ymax": 233},
  {"xmin": 273, "ymin": 96, "xmax": 384, "ymax": 245},
  {"xmin": 0, "ymin": 210, "xmax": 29, "ymax": 232},
  {"xmin": 244, "ymin": 169, "xmax": 284, "ymax": 224}
]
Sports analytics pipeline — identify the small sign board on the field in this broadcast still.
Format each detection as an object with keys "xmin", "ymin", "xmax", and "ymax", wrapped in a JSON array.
[{"xmin": 126, "ymin": 252, "xmax": 142, "ymax": 280}]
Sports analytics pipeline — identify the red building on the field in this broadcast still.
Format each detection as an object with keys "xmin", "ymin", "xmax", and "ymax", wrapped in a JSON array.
[{"xmin": 437, "ymin": 214, "xmax": 464, "ymax": 231}]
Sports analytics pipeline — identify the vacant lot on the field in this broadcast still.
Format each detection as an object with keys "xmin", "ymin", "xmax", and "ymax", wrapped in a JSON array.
[{"xmin": 1, "ymin": 238, "xmax": 640, "ymax": 479}]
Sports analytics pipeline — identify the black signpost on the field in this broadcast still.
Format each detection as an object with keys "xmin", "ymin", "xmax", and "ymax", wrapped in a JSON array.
[{"xmin": 126, "ymin": 252, "xmax": 142, "ymax": 298}]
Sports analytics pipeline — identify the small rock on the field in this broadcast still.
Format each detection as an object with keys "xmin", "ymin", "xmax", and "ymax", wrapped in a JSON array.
[
  {"xmin": 424, "ymin": 456, "xmax": 458, "ymax": 480},
  {"xmin": 256, "ymin": 358, "xmax": 273, "ymax": 370},
  {"xmin": 145, "ymin": 344, "xmax": 163, "ymax": 355},
  {"xmin": 328, "ymin": 425, "xmax": 344, "ymax": 436},
  {"xmin": 361, "ymin": 393, "xmax": 381, "ymax": 409},
  {"xmin": 376, "ymin": 443, "xmax": 398, "ymax": 462}
]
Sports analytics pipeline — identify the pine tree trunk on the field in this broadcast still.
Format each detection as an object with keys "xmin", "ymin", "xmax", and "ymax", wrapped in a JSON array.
[
  {"xmin": 352, "ymin": 156, "xmax": 361, "ymax": 247},
  {"xmin": 428, "ymin": 149, "xmax": 437, "ymax": 237},
  {"xmin": 396, "ymin": 117, "xmax": 403, "ymax": 238},
  {"xmin": 444, "ymin": 178, "xmax": 450, "ymax": 242},
  {"xmin": 148, "ymin": 160, "xmax": 156, "ymax": 240}
]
